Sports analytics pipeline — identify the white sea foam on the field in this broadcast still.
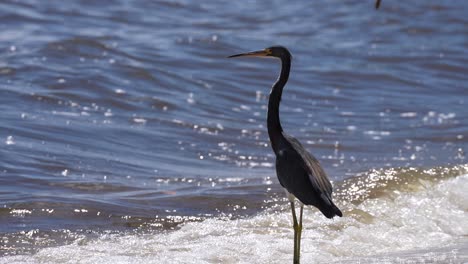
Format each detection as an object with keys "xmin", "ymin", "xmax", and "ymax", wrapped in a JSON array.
[{"xmin": 2, "ymin": 174, "xmax": 467, "ymax": 263}]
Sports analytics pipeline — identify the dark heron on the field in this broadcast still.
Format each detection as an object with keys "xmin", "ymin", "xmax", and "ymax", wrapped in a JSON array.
[
  {"xmin": 228, "ymin": 46, "xmax": 342, "ymax": 263},
  {"xmin": 375, "ymin": 0, "xmax": 382, "ymax": 9}
]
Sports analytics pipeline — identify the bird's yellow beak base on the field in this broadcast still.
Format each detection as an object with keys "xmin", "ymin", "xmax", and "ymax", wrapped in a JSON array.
[{"xmin": 228, "ymin": 49, "xmax": 272, "ymax": 58}]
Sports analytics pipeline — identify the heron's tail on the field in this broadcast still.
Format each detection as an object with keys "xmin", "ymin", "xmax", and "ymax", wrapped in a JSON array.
[{"xmin": 318, "ymin": 194, "xmax": 343, "ymax": 219}]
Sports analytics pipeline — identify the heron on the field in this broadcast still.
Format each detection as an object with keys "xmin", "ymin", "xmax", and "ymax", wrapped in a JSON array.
[
  {"xmin": 228, "ymin": 46, "xmax": 342, "ymax": 264},
  {"xmin": 375, "ymin": 0, "xmax": 382, "ymax": 9}
]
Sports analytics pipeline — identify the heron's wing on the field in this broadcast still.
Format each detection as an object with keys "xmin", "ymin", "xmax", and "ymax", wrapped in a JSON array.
[
  {"xmin": 283, "ymin": 134, "xmax": 333, "ymax": 198},
  {"xmin": 276, "ymin": 134, "xmax": 342, "ymax": 218}
]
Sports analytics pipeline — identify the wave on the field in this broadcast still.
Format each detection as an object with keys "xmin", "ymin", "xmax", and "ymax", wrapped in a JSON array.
[{"xmin": 2, "ymin": 164, "xmax": 467, "ymax": 263}]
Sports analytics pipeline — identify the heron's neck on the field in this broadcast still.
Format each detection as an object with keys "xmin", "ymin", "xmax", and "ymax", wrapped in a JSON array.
[{"xmin": 267, "ymin": 57, "xmax": 290, "ymax": 154}]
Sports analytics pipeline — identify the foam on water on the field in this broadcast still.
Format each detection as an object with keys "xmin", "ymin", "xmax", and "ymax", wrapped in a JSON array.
[{"xmin": 3, "ymin": 169, "xmax": 467, "ymax": 263}]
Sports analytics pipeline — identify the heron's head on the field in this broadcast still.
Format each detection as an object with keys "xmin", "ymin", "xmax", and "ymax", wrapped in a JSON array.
[{"xmin": 228, "ymin": 46, "xmax": 291, "ymax": 60}]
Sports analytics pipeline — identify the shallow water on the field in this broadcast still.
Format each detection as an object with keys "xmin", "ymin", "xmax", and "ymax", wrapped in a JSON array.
[
  {"xmin": 3, "ymin": 168, "xmax": 468, "ymax": 263},
  {"xmin": 1, "ymin": 0, "xmax": 467, "ymax": 262}
]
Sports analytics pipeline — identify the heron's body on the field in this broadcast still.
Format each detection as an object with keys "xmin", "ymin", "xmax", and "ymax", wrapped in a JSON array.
[
  {"xmin": 229, "ymin": 46, "xmax": 342, "ymax": 263},
  {"xmin": 264, "ymin": 48, "xmax": 342, "ymax": 219},
  {"xmin": 276, "ymin": 134, "xmax": 341, "ymax": 218}
]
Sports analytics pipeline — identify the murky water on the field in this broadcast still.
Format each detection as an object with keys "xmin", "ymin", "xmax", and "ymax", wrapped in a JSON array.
[{"xmin": 1, "ymin": 0, "xmax": 467, "ymax": 262}]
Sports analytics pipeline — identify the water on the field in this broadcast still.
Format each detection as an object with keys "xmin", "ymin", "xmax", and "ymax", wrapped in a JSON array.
[{"xmin": 1, "ymin": 0, "xmax": 467, "ymax": 262}]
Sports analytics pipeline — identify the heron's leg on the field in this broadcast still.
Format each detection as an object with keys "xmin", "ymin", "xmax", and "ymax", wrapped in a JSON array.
[
  {"xmin": 297, "ymin": 204, "xmax": 304, "ymax": 261},
  {"xmin": 290, "ymin": 201, "xmax": 299, "ymax": 264}
]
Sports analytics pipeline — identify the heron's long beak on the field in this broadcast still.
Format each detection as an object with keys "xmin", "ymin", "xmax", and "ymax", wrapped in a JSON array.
[{"xmin": 228, "ymin": 49, "xmax": 271, "ymax": 58}]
